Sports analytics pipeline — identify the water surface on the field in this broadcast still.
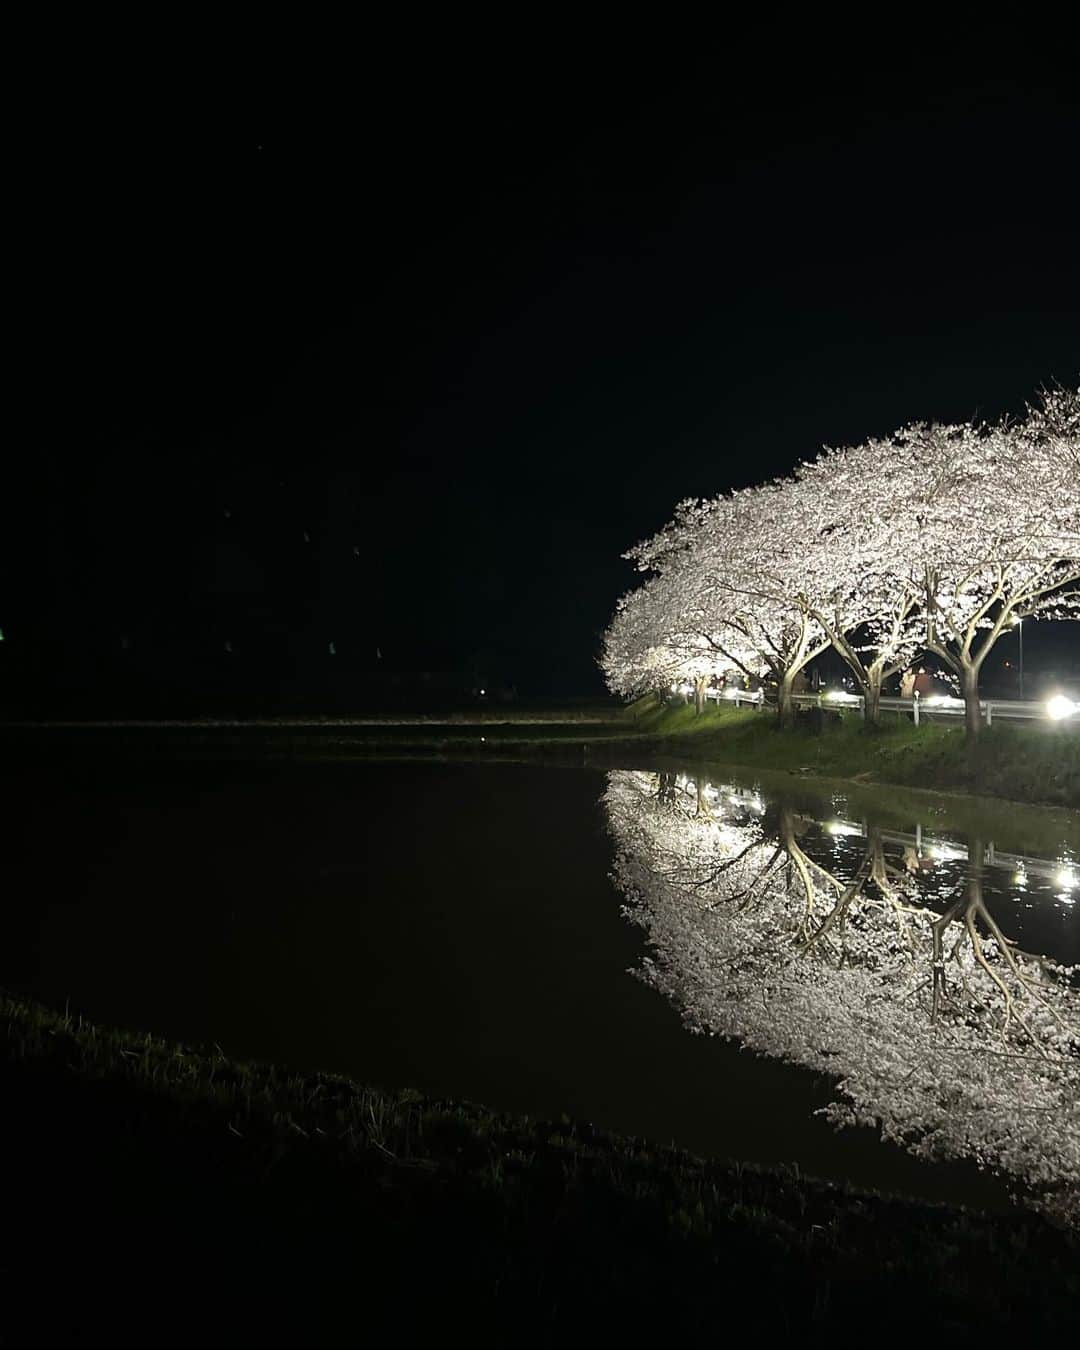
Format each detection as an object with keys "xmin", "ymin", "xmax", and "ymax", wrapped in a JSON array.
[{"xmin": 2, "ymin": 756, "xmax": 1077, "ymax": 1216}]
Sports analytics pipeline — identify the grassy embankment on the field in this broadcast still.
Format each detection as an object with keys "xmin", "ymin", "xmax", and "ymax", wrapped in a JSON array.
[
  {"xmin": 617, "ymin": 696, "xmax": 1080, "ymax": 808},
  {"xmin": 2, "ymin": 988, "xmax": 1078, "ymax": 1339}
]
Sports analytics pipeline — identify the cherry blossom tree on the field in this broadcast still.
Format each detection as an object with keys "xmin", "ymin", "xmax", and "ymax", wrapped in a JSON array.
[
  {"xmin": 783, "ymin": 438, "xmax": 926, "ymax": 725},
  {"xmin": 601, "ymin": 571, "xmax": 736, "ymax": 707},
  {"xmin": 911, "ymin": 410, "xmax": 1080, "ymax": 738},
  {"xmin": 1022, "ymin": 382, "xmax": 1080, "ymax": 463},
  {"xmin": 604, "ymin": 380, "xmax": 1079, "ymax": 739},
  {"xmin": 621, "ymin": 486, "xmax": 831, "ymax": 727}
]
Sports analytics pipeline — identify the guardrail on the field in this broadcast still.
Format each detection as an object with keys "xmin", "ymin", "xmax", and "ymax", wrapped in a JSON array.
[
  {"xmin": 705, "ymin": 687, "xmax": 766, "ymax": 709},
  {"xmin": 702, "ymin": 685, "xmax": 1079, "ymax": 727}
]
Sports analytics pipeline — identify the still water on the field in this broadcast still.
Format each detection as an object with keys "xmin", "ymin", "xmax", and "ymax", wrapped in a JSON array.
[{"xmin": 3, "ymin": 758, "xmax": 1078, "ymax": 1218}]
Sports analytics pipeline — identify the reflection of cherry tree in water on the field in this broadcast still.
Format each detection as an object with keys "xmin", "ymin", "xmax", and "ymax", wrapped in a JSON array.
[{"xmin": 606, "ymin": 770, "xmax": 1080, "ymax": 1223}]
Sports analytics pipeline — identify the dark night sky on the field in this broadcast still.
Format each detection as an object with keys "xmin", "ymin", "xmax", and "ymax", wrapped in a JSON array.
[{"xmin": 7, "ymin": 47, "xmax": 1080, "ymax": 699}]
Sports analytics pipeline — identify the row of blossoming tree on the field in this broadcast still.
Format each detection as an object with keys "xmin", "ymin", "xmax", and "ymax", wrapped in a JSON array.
[{"xmin": 601, "ymin": 385, "xmax": 1080, "ymax": 739}]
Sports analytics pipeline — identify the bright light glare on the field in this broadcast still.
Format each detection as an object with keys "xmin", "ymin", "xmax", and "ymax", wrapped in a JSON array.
[
  {"xmin": 929, "ymin": 842, "xmax": 967, "ymax": 862},
  {"xmin": 1057, "ymin": 867, "xmax": 1077, "ymax": 890},
  {"xmin": 1046, "ymin": 695, "xmax": 1078, "ymax": 721},
  {"xmin": 826, "ymin": 820, "xmax": 862, "ymax": 837}
]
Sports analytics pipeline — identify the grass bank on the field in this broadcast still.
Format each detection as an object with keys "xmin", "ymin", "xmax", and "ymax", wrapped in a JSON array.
[
  {"xmin": 2, "ymin": 988, "xmax": 1078, "ymax": 1340},
  {"xmin": 625, "ymin": 697, "xmax": 1080, "ymax": 809}
]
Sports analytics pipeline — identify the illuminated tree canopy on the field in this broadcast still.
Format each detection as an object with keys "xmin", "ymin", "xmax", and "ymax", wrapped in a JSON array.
[{"xmin": 602, "ymin": 384, "xmax": 1080, "ymax": 736}]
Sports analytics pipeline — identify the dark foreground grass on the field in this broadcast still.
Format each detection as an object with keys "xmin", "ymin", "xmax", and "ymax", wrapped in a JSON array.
[{"xmin": 2, "ymin": 990, "xmax": 1078, "ymax": 1343}]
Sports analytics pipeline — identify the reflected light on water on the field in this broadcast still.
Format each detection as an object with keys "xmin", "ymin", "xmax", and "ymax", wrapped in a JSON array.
[{"xmin": 606, "ymin": 767, "xmax": 1080, "ymax": 1224}]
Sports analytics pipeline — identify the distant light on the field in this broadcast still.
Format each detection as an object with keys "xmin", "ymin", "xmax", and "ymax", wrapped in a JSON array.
[
  {"xmin": 480, "ymin": 688, "xmax": 486, "ymax": 696},
  {"xmin": 1013, "ymin": 870, "xmax": 1027, "ymax": 886},
  {"xmin": 1057, "ymin": 867, "xmax": 1077, "ymax": 891},
  {"xmin": 1046, "ymin": 695, "xmax": 1078, "ymax": 721},
  {"xmin": 826, "ymin": 820, "xmax": 862, "ymax": 837}
]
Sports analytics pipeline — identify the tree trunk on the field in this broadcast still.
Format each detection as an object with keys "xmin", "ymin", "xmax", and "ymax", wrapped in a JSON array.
[
  {"xmin": 962, "ymin": 663, "xmax": 982, "ymax": 742},
  {"xmin": 777, "ymin": 671, "xmax": 796, "ymax": 729},
  {"xmin": 694, "ymin": 675, "xmax": 708, "ymax": 716},
  {"xmin": 864, "ymin": 666, "xmax": 882, "ymax": 728}
]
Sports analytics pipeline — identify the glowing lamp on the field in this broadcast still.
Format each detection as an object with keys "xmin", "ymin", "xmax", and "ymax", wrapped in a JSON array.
[{"xmin": 1046, "ymin": 695, "xmax": 1078, "ymax": 721}]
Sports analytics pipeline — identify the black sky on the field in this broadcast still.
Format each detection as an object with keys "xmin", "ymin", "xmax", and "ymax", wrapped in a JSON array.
[{"xmin": 7, "ymin": 49, "xmax": 1080, "ymax": 700}]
